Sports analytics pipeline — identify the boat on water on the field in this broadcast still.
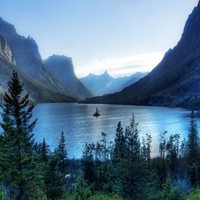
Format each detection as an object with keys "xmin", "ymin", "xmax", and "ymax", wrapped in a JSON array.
[{"xmin": 93, "ymin": 108, "xmax": 100, "ymax": 117}]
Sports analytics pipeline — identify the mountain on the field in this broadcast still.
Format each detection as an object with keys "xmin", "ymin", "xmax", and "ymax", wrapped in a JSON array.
[
  {"xmin": 80, "ymin": 71, "xmax": 114, "ymax": 96},
  {"xmin": 122, "ymin": 72, "xmax": 149, "ymax": 89},
  {"xmin": 83, "ymin": 2, "xmax": 200, "ymax": 108},
  {"xmin": 0, "ymin": 34, "xmax": 16, "ymax": 65},
  {"xmin": 0, "ymin": 33, "xmax": 17, "ymax": 96},
  {"xmin": 80, "ymin": 71, "xmax": 148, "ymax": 96},
  {"xmin": 44, "ymin": 55, "xmax": 93, "ymax": 99},
  {"xmin": 0, "ymin": 35, "xmax": 75, "ymax": 103},
  {"xmin": 0, "ymin": 17, "xmax": 77, "ymax": 100}
]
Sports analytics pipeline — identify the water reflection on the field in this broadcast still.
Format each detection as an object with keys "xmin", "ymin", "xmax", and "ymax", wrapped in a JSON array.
[{"xmin": 32, "ymin": 103, "xmax": 194, "ymax": 158}]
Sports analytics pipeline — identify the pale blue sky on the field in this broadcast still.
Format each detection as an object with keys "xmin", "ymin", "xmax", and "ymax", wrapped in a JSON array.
[{"xmin": 0, "ymin": 0, "xmax": 198, "ymax": 77}]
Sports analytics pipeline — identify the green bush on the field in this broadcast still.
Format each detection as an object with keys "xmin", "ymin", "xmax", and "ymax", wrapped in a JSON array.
[{"xmin": 187, "ymin": 188, "xmax": 200, "ymax": 200}]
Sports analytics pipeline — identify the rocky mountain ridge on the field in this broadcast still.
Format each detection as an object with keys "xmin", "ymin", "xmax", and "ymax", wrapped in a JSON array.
[
  {"xmin": 80, "ymin": 71, "xmax": 148, "ymax": 96},
  {"xmin": 0, "ymin": 17, "xmax": 71, "ymax": 95},
  {"xmin": 0, "ymin": 47, "xmax": 76, "ymax": 103},
  {"xmin": 83, "ymin": 1, "xmax": 200, "ymax": 108},
  {"xmin": 0, "ymin": 17, "xmax": 92, "ymax": 102}
]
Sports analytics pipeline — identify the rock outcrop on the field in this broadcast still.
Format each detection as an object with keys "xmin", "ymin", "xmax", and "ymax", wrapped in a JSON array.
[
  {"xmin": 0, "ymin": 34, "xmax": 16, "ymax": 64},
  {"xmin": 44, "ymin": 55, "xmax": 93, "ymax": 99}
]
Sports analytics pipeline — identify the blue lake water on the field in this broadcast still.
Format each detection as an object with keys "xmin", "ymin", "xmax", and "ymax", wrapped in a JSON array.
[{"xmin": 32, "ymin": 103, "xmax": 195, "ymax": 158}]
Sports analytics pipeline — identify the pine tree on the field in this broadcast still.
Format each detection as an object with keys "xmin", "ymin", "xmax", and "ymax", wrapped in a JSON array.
[
  {"xmin": 111, "ymin": 121, "xmax": 126, "ymax": 194},
  {"xmin": 112, "ymin": 114, "xmax": 155, "ymax": 199},
  {"xmin": 82, "ymin": 143, "xmax": 96, "ymax": 185},
  {"xmin": 166, "ymin": 134, "xmax": 180, "ymax": 178},
  {"xmin": 44, "ymin": 154, "xmax": 65, "ymax": 200},
  {"xmin": 113, "ymin": 121, "xmax": 126, "ymax": 164},
  {"xmin": 186, "ymin": 110, "xmax": 200, "ymax": 186},
  {"xmin": 0, "ymin": 71, "xmax": 40, "ymax": 199},
  {"xmin": 158, "ymin": 131, "xmax": 168, "ymax": 183},
  {"xmin": 160, "ymin": 177, "xmax": 186, "ymax": 200},
  {"xmin": 57, "ymin": 131, "xmax": 68, "ymax": 174},
  {"xmin": 145, "ymin": 133, "xmax": 152, "ymax": 168},
  {"xmin": 72, "ymin": 172, "xmax": 92, "ymax": 200},
  {"xmin": 125, "ymin": 113, "xmax": 140, "ymax": 161},
  {"xmin": 121, "ymin": 114, "xmax": 145, "ymax": 199},
  {"xmin": 41, "ymin": 138, "xmax": 50, "ymax": 163}
]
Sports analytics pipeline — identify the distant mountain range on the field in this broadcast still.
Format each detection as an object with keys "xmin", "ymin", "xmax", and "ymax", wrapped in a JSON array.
[
  {"xmin": 0, "ymin": 17, "xmax": 150, "ymax": 103},
  {"xmin": 83, "ymin": 2, "xmax": 200, "ymax": 108},
  {"xmin": 0, "ymin": 1, "xmax": 199, "ymax": 108},
  {"xmin": 80, "ymin": 71, "xmax": 148, "ymax": 96}
]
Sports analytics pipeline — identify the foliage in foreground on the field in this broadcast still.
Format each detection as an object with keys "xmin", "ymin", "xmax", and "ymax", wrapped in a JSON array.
[
  {"xmin": 187, "ymin": 188, "xmax": 200, "ymax": 200},
  {"xmin": 1, "ymin": 71, "xmax": 200, "ymax": 199}
]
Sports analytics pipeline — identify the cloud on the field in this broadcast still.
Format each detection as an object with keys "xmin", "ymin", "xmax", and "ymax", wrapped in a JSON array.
[{"xmin": 75, "ymin": 52, "xmax": 164, "ymax": 78}]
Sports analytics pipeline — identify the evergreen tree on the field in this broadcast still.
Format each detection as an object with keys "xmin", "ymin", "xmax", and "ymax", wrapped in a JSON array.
[
  {"xmin": 95, "ymin": 132, "xmax": 112, "ymax": 192},
  {"xmin": 158, "ymin": 131, "xmax": 168, "ymax": 183},
  {"xmin": 0, "ymin": 70, "xmax": 41, "ymax": 199},
  {"xmin": 112, "ymin": 114, "xmax": 156, "ymax": 199},
  {"xmin": 82, "ymin": 143, "xmax": 96, "ymax": 185},
  {"xmin": 57, "ymin": 131, "xmax": 68, "ymax": 174},
  {"xmin": 41, "ymin": 138, "xmax": 50, "ymax": 163},
  {"xmin": 125, "ymin": 113, "xmax": 140, "ymax": 161},
  {"xmin": 179, "ymin": 138, "xmax": 187, "ymax": 180},
  {"xmin": 100, "ymin": 132, "xmax": 109, "ymax": 161},
  {"xmin": 44, "ymin": 154, "xmax": 65, "ymax": 200},
  {"xmin": 111, "ymin": 121, "xmax": 126, "ymax": 194},
  {"xmin": 112, "ymin": 121, "xmax": 126, "ymax": 164},
  {"xmin": 186, "ymin": 110, "xmax": 200, "ymax": 186},
  {"xmin": 121, "ymin": 114, "xmax": 147, "ymax": 199},
  {"xmin": 160, "ymin": 177, "xmax": 186, "ymax": 200},
  {"xmin": 166, "ymin": 134, "xmax": 180, "ymax": 178},
  {"xmin": 72, "ymin": 172, "xmax": 92, "ymax": 200}
]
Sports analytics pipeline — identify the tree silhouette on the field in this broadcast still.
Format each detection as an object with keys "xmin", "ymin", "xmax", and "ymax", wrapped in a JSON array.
[
  {"xmin": 57, "ymin": 131, "xmax": 68, "ymax": 174},
  {"xmin": 186, "ymin": 110, "xmax": 200, "ymax": 186},
  {"xmin": 0, "ymin": 70, "xmax": 40, "ymax": 199}
]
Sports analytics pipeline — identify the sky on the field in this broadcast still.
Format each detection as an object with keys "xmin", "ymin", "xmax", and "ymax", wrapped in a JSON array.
[{"xmin": 0, "ymin": 0, "xmax": 199, "ymax": 78}]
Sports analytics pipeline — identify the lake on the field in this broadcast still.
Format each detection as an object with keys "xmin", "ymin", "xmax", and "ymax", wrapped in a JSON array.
[{"xmin": 32, "ymin": 103, "xmax": 195, "ymax": 159}]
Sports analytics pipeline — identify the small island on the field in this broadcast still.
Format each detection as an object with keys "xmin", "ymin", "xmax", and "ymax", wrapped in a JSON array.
[{"xmin": 93, "ymin": 107, "xmax": 100, "ymax": 117}]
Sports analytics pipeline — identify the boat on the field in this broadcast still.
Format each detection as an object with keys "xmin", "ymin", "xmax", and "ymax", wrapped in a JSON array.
[{"xmin": 93, "ymin": 108, "xmax": 100, "ymax": 117}]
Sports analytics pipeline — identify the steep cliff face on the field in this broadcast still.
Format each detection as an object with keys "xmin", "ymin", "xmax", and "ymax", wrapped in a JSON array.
[
  {"xmin": 0, "ymin": 34, "xmax": 16, "ymax": 64},
  {"xmin": 143, "ymin": 1, "xmax": 200, "ymax": 107},
  {"xmin": 0, "ymin": 19, "xmax": 77, "ymax": 102},
  {"xmin": 0, "ymin": 34, "xmax": 17, "ymax": 94},
  {"xmin": 0, "ymin": 17, "xmax": 74, "ymax": 97},
  {"xmin": 0, "ymin": 18, "xmax": 41, "ymax": 75},
  {"xmin": 44, "ymin": 55, "xmax": 93, "ymax": 99},
  {"xmin": 0, "ymin": 54, "xmax": 76, "ymax": 103},
  {"xmin": 84, "ymin": 2, "xmax": 200, "ymax": 107}
]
